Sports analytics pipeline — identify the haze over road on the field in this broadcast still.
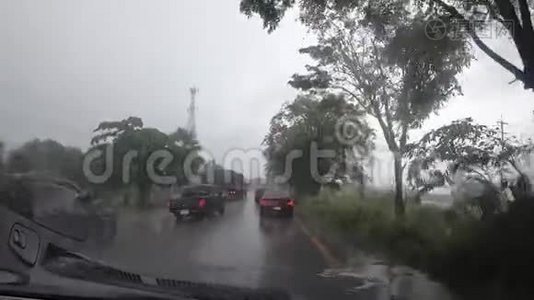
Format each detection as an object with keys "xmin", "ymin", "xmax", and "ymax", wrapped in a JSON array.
[{"xmin": 83, "ymin": 192, "xmax": 456, "ymax": 300}]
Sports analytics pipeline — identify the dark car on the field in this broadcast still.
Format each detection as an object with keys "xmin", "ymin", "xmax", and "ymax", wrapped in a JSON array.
[
  {"xmin": 258, "ymin": 190, "xmax": 295, "ymax": 218},
  {"xmin": 0, "ymin": 174, "xmax": 117, "ymax": 243},
  {"xmin": 169, "ymin": 184, "xmax": 225, "ymax": 221}
]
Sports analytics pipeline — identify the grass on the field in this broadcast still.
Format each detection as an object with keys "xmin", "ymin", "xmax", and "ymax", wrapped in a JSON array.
[
  {"xmin": 297, "ymin": 188, "xmax": 534, "ymax": 299},
  {"xmin": 299, "ymin": 190, "xmax": 462, "ymax": 266}
]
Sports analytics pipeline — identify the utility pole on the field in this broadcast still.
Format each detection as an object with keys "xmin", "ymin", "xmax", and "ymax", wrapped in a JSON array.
[
  {"xmin": 497, "ymin": 116, "xmax": 508, "ymax": 146},
  {"xmin": 497, "ymin": 116, "xmax": 508, "ymax": 186}
]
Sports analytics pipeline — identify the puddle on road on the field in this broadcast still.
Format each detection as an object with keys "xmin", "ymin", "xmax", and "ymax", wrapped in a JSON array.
[{"xmin": 318, "ymin": 262, "xmax": 459, "ymax": 300}]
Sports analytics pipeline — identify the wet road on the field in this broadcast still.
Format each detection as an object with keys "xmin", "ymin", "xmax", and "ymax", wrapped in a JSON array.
[{"xmin": 83, "ymin": 192, "xmax": 456, "ymax": 300}]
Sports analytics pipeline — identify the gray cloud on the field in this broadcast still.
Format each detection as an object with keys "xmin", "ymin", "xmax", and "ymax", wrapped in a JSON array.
[{"xmin": 1, "ymin": 0, "xmax": 532, "ymax": 178}]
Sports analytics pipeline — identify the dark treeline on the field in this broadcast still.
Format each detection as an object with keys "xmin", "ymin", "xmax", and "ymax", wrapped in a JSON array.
[{"xmin": 0, "ymin": 116, "xmax": 227, "ymax": 207}]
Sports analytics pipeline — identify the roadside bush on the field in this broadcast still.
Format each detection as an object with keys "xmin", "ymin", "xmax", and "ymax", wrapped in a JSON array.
[
  {"xmin": 300, "ymin": 189, "xmax": 453, "ymax": 261},
  {"xmin": 299, "ymin": 189, "xmax": 534, "ymax": 299},
  {"xmin": 300, "ymin": 189, "xmax": 393, "ymax": 243},
  {"xmin": 440, "ymin": 199, "xmax": 534, "ymax": 299}
]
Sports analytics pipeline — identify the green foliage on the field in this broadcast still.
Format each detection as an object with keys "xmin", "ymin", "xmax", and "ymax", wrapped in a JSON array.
[
  {"xmin": 6, "ymin": 139, "xmax": 85, "ymax": 185},
  {"xmin": 290, "ymin": 8, "xmax": 469, "ymax": 136},
  {"xmin": 91, "ymin": 116, "xmax": 143, "ymax": 145},
  {"xmin": 240, "ymin": 0, "xmax": 380, "ymax": 32},
  {"xmin": 89, "ymin": 117, "xmax": 203, "ymax": 205},
  {"xmin": 168, "ymin": 128, "xmax": 203, "ymax": 185},
  {"xmin": 405, "ymin": 118, "xmax": 534, "ymax": 208},
  {"xmin": 241, "ymin": 0, "xmax": 534, "ymax": 90},
  {"xmin": 300, "ymin": 189, "xmax": 455, "ymax": 266},
  {"xmin": 407, "ymin": 118, "xmax": 502, "ymax": 167},
  {"xmin": 239, "ymin": 0, "xmax": 296, "ymax": 32},
  {"xmin": 439, "ymin": 199, "xmax": 534, "ymax": 298},
  {"xmin": 406, "ymin": 156, "xmax": 446, "ymax": 203},
  {"xmin": 263, "ymin": 93, "xmax": 373, "ymax": 195},
  {"xmin": 288, "ymin": 5, "xmax": 469, "ymax": 214},
  {"xmin": 300, "ymin": 190, "xmax": 534, "ymax": 297}
]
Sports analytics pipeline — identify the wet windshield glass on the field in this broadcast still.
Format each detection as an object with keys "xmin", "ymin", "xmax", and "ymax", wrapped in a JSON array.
[
  {"xmin": 2, "ymin": 1, "xmax": 534, "ymax": 300},
  {"xmin": 181, "ymin": 188, "xmax": 210, "ymax": 197}
]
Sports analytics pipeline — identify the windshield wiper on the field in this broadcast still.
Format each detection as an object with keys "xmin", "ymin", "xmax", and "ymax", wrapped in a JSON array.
[
  {"xmin": 41, "ymin": 244, "xmax": 290, "ymax": 300},
  {"xmin": 0, "ymin": 284, "xmax": 176, "ymax": 300}
]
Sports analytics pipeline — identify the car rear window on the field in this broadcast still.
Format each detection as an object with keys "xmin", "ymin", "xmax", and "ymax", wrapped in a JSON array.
[
  {"xmin": 183, "ymin": 190, "xmax": 209, "ymax": 197},
  {"xmin": 181, "ymin": 186, "xmax": 216, "ymax": 197},
  {"xmin": 262, "ymin": 190, "xmax": 291, "ymax": 199}
]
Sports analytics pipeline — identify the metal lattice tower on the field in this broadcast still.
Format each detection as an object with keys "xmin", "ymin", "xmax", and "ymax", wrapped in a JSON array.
[{"xmin": 187, "ymin": 87, "xmax": 198, "ymax": 138}]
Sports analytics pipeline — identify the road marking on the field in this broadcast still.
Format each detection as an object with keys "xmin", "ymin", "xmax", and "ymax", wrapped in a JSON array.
[{"xmin": 295, "ymin": 217, "xmax": 342, "ymax": 268}]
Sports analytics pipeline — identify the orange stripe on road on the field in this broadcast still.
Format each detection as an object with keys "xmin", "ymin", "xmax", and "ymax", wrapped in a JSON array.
[{"xmin": 295, "ymin": 217, "xmax": 342, "ymax": 268}]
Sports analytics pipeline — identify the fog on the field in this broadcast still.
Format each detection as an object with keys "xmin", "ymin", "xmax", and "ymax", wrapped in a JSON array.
[{"xmin": 1, "ymin": 0, "xmax": 534, "ymax": 177}]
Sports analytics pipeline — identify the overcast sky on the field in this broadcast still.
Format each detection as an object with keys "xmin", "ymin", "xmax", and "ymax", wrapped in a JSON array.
[{"xmin": 1, "ymin": 0, "xmax": 534, "ymax": 178}]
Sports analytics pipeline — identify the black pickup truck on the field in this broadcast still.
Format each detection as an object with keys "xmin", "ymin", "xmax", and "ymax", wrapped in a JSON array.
[{"xmin": 169, "ymin": 184, "xmax": 225, "ymax": 221}]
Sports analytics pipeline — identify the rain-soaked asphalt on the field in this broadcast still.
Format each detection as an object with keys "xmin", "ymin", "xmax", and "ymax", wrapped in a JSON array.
[{"xmin": 83, "ymin": 192, "xmax": 458, "ymax": 300}]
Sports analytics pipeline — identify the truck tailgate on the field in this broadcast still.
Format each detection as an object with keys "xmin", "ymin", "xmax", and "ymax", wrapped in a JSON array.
[{"xmin": 169, "ymin": 197, "xmax": 200, "ymax": 210}]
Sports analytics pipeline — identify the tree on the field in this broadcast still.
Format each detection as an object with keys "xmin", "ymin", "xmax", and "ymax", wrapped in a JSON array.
[
  {"xmin": 170, "ymin": 128, "xmax": 201, "ymax": 151},
  {"xmin": 168, "ymin": 128, "xmax": 203, "ymax": 185},
  {"xmin": 241, "ymin": 0, "xmax": 534, "ymax": 90},
  {"xmin": 405, "ymin": 118, "xmax": 534, "ymax": 217},
  {"xmin": 264, "ymin": 93, "xmax": 373, "ymax": 195},
  {"xmin": 6, "ymin": 139, "xmax": 85, "ymax": 185},
  {"xmin": 406, "ymin": 155, "xmax": 447, "ymax": 204},
  {"xmin": 90, "ymin": 117, "xmax": 203, "ymax": 206},
  {"xmin": 420, "ymin": 0, "xmax": 534, "ymax": 90},
  {"xmin": 283, "ymin": 6, "xmax": 469, "ymax": 215},
  {"xmin": 90, "ymin": 116, "xmax": 143, "ymax": 145}
]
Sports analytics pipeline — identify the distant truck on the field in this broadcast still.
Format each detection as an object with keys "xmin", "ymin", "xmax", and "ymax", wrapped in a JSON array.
[
  {"xmin": 200, "ymin": 168, "xmax": 246, "ymax": 200},
  {"xmin": 223, "ymin": 170, "xmax": 245, "ymax": 200}
]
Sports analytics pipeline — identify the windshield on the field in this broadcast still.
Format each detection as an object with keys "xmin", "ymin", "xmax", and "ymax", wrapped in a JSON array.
[
  {"xmin": 181, "ymin": 187, "xmax": 211, "ymax": 197},
  {"xmin": 2, "ymin": 1, "xmax": 534, "ymax": 300}
]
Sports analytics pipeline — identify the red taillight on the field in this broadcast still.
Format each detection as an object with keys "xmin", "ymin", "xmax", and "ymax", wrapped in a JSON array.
[
  {"xmin": 287, "ymin": 199, "xmax": 295, "ymax": 207},
  {"xmin": 198, "ymin": 198, "xmax": 207, "ymax": 208},
  {"xmin": 259, "ymin": 199, "xmax": 269, "ymax": 206}
]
